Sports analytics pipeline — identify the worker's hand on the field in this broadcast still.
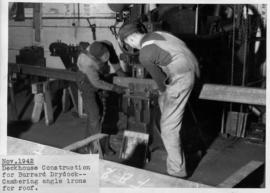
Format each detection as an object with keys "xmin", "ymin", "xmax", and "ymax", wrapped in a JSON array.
[{"xmin": 112, "ymin": 85, "xmax": 126, "ymax": 94}]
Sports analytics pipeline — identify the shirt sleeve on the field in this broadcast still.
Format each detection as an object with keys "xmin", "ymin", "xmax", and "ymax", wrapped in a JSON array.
[
  {"xmin": 77, "ymin": 54, "xmax": 114, "ymax": 91},
  {"xmin": 139, "ymin": 45, "xmax": 167, "ymax": 92}
]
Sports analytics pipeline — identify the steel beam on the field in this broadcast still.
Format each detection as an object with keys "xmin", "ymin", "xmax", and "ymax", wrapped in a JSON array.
[
  {"xmin": 113, "ymin": 77, "xmax": 158, "ymax": 90},
  {"xmin": 199, "ymin": 84, "xmax": 266, "ymax": 106},
  {"xmin": 9, "ymin": 63, "xmax": 80, "ymax": 82}
]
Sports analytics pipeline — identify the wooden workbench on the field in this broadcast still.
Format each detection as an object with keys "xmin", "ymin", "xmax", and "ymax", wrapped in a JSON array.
[{"xmin": 7, "ymin": 137, "xmax": 210, "ymax": 188}]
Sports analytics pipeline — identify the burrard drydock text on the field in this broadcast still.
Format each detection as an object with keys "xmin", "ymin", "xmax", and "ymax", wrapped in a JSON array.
[{"xmin": 0, "ymin": 155, "xmax": 99, "ymax": 193}]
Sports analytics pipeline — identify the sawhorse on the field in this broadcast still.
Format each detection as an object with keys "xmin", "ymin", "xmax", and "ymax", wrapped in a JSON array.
[
  {"xmin": 31, "ymin": 81, "xmax": 54, "ymax": 125},
  {"xmin": 61, "ymin": 83, "xmax": 78, "ymax": 114},
  {"xmin": 8, "ymin": 73, "xmax": 18, "ymax": 121}
]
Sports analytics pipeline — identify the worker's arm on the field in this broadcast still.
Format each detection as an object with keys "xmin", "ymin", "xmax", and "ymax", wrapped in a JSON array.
[
  {"xmin": 84, "ymin": 66, "xmax": 115, "ymax": 91},
  {"xmin": 77, "ymin": 54, "xmax": 114, "ymax": 91},
  {"xmin": 78, "ymin": 54, "xmax": 125, "ymax": 93},
  {"xmin": 139, "ymin": 45, "xmax": 167, "ymax": 92}
]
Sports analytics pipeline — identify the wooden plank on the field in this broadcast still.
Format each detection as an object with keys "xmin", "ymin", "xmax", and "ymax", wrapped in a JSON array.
[
  {"xmin": 7, "ymin": 137, "xmax": 210, "ymax": 188},
  {"xmin": 199, "ymin": 84, "xmax": 266, "ymax": 106},
  {"xmin": 218, "ymin": 160, "xmax": 263, "ymax": 187},
  {"xmin": 63, "ymin": 133, "xmax": 108, "ymax": 151}
]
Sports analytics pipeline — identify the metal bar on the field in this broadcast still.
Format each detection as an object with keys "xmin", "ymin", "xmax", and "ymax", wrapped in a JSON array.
[
  {"xmin": 9, "ymin": 63, "xmax": 80, "ymax": 82},
  {"xmin": 194, "ymin": 4, "xmax": 199, "ymax": 35},
  {"xmin": 113, "ymin": 77, "xmax": 158, "ymax": 90},
  {"xmin": 199, "ymin": 84, "xmax": 266, "ymax": 106}
]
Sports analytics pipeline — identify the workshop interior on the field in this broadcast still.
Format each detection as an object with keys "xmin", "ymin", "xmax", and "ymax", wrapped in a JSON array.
[{"xmin": 7, "ymin": 3, "xmax": 266, "ymax": 188}]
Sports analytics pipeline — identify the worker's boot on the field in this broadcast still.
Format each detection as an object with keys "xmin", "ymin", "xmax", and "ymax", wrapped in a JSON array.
[{"xmin": 100, "ymin": 136, "xmax": 116, "ymax": 156}]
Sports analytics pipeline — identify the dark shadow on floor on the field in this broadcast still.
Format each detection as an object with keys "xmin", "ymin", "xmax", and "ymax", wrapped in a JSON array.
[
  {"xmin": 8, "ymin": 120, "xmax": 33, "ymax": 138},
  {"xmin": 121, "ymin": 143, "xmax": 148, "ymax": 168},
  {"xmin": 185, "ymin": 149, "xmax": 205, "ymax": 178},
  {"xmin": 52, "ymin": 89, "xmax": 65, "ymax": 121},
  {"xmin": 181, "ymin": 98, "xmax": 224, "ymax": 176},
  {"xmin": 18, "ymin": 94, "xmax": 33, "ymax": 120},
  {"xmin": 234, "ymin": 164, "xmax": 265, "ymax": 188}
]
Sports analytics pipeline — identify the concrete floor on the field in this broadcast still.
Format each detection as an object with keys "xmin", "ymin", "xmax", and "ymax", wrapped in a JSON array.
[{"xmin": 8, "ymin": 86, "xmax": 265, "ymax": 187}]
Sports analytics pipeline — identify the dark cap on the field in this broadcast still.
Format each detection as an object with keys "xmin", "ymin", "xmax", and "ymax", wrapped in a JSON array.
[
  {"xmin": 79, "ymin": 41, "xmax": 90, "ymax": 52},
  {"xmin": 118, "ymin": 23, "xmax": 140, "ymax": 41},
  {"xmin": 89, "ymin": 41, "xmax": 109, "ymax": 58}
]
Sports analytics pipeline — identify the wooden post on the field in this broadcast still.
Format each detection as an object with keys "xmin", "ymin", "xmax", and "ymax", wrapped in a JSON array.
[{"xmin": 33, "ymin": 3, "xmax": 42, "ymax": 42}]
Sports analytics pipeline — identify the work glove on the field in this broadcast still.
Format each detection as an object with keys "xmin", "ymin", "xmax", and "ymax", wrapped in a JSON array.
[{"xmin": 112, "ymin": 85, "xmax": 126, "ymax": 94}]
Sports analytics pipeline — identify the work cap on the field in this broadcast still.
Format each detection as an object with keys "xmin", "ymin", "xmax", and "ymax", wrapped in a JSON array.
[
  {"xmin": 118, "ymin": 23, "xmax": 139, "ymax": 41},
  {"xmin": 89, "ymin": 41, "xmax": 109, "ymax": 58},
  {"xmin": 79, "ymin": 41, "xmax": 90, "ymax": 51}
]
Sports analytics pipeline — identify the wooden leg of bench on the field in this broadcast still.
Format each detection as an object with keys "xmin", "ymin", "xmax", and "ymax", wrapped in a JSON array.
[
  {"xmin": 97, "ymin": 140, "xmax": 104, "ymax": 159},
  {"xmin": 68, "ymin": 86, "xmax": 78, "ymax": 113},
  {"xmin": 44, "ymin": 86, "xmax": 54, "ymax": 126},
  {"xmin": 31, "ymin": 93, "xmax": 44, "ymax": 123},
  {"xmin": 8, "ymin": 81, "xmax": 18, "ymax": 121},
  {"xmin": 78, "ymin": 90, "xmax": 86, "ymax": 118},
  {"xmin": 62, "ymin": 88, "xmax": 70, "ymax": 113}
]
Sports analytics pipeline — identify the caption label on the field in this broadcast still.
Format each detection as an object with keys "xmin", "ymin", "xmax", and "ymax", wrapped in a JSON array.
[{"xmin": 0, "ymin": 155, "xmax": 98, "ymax": 193}]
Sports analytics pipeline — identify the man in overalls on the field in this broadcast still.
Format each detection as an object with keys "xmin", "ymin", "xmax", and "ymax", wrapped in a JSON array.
[
  {"xmin": 77, "ymin": 41, "xmax": 125, "ymax": 155},
  {"xmin": 118, "ymin": 23, "xmax": 200, "ymax": 177}
]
